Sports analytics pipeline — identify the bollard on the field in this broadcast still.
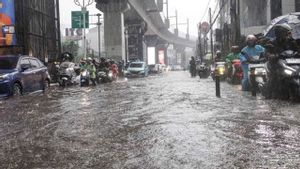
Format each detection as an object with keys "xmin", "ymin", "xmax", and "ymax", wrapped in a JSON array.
[
  {"xmin": 216, "ymin": 75, "xmax": 221, "ymax": 98},
  {"xmin": 250, "ymin": 68, "xmax": 256, "ymax": 96}
]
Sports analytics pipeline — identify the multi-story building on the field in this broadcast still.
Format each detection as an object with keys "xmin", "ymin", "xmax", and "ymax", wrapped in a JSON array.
[
  {"xmin": 217, "ymin": 0, "xmax": 300, "ymax": 53},
  {"xmin": 0, "ymin": 0, "xmax": 61, "ymax": 63}
]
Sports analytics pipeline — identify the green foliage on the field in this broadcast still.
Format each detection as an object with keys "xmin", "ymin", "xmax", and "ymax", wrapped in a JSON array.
[{"xmin": 62, "ymin": 40, "xmax": 79, "ymax": 58}]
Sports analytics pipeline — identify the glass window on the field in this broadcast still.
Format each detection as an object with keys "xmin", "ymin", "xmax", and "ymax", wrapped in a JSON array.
[
  {"xmin": 130, "ymin": 63, "xmax": 143, "ymax": 68},
  {"xmin": 20, "ymin": 58, "xmax": 30, "ymax": 66},
  {"xmin": 0, "ymin": 57, "xmax": 19, "ymax": 69},
  {"xmin": 29, "ymin": 59, "xmax": 41, "ymax": 69},
  {"xmin": 37, "ymin": 59, "xmax": 45, "ymax": 67}
]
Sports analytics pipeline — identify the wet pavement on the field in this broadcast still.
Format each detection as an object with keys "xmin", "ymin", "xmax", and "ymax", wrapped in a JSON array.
[{"xmin": 0, "ymin": 71, "xmax": 299, "ymax": 169}]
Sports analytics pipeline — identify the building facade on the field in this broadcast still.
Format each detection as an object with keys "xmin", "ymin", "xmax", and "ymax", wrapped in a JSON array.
[
  {"xmin": 217, "ymin": 0, "xmax": 300, "ymax": 53},
  {"xmin": 0, "ymin": 0, "xmax": 61, "ymax": 63}
]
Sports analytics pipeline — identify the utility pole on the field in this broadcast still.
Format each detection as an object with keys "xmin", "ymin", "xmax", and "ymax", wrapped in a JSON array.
[
  {"xmin": 186, "ymin": 18, "xmax": 189, "ymax": 39},
  {"xmin": 209, "ymin": 8, "xmax": 214, "ymax": 60},
  {"xmin": 198, "ymin": 23, "xmax": 202, "ymax": 60},
  {"xmin": 175, "ymin": 10, "xmax": 178, "ymax": 30},
  {"xmin": 74, "ymin": 0, "xmax": 94, "ymax": 60},
  {"xmin": 96, "ymin": 13, "xmax": 102, "ymax": 59}
]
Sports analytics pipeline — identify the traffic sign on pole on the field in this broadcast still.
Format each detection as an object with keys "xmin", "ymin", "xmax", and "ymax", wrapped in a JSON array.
[
  {"xmin": 71, "ymin": 11, "xmax": 89, "ymax": 28},
  {"xmin": 200, "ymin": 22, "xmax": 210, "ymax": 34}
]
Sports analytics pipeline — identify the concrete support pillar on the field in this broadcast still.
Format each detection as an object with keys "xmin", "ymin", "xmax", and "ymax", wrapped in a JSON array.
[
  {"xmin": 96, "ymin": 0, "xmax": 129, "ymax": 61},
  {"xmin": 282, "ymin": 0, "xmax": 295, "ymax": 14}
]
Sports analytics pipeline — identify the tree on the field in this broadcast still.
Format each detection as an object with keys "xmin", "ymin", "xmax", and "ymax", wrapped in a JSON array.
[{"xmin": 62, "ymin": 40, "xmax": 79, "ymax": 58}]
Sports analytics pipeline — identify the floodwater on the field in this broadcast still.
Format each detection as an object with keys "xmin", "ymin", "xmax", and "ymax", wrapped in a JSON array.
[{"xmin": 0, "ymin": 72, "xmax": 299, "ymax": 169}]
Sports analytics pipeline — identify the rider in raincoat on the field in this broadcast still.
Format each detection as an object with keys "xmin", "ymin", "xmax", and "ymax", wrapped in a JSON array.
[
  {"xmin": 86, "ymin": 57, "xmax": 97, "ymax": 85},
  {"xmin": 240, "ymin": 35, "xmax": 265, "ymax": 91}
]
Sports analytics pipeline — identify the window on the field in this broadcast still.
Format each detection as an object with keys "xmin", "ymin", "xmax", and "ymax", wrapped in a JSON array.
[
  {"xmin": 297, "ymin": 0, "xmax": 300, "ymax": 12},
  {"xmin": 20, "ymin": 58, "xmax": 30, "ymax": 66},
  {"xmin": 271, "ymin": 0, "xmax": 282, "ymax": 19},
  {"xmin": 0, "ymin": 57, "xmax": 18, "ymax": 69},
  {"xmin": 29, "ymin": 59, "xmax": 41, "ymax": 68},
  {"xmin": 130, "ymin": 63, "xmax": 143, "ymax": 68}
]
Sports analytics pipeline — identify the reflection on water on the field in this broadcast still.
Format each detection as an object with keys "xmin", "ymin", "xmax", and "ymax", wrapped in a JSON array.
[{"xmin": 0, "ymin": 72, "xmax": 299, "ymax": 168}]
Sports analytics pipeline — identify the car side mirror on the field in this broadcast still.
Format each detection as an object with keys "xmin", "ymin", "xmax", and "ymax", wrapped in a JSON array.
[{"xmin": 21, "ymin": 64, "xmax": 30, "ymax": 72}]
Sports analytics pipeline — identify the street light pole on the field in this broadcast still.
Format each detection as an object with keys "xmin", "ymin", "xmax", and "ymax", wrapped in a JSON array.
[
  {"xmin": 96, "ymin": 13, "xmax": 102, "ymax": 59},
  {"xmin": 74, "ymin": 0, "xmax": 94, "ymax": 60}
]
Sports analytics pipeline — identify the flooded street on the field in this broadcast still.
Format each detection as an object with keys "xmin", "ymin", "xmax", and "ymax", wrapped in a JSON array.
[{"xmin": 0, "ymin": 71, "xmax": 299, "ymax": 169}]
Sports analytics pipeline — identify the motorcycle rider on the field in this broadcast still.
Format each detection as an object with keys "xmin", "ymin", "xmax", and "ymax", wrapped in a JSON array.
[
  {"xmin": 265, "ymin": 24, "xmax": 300, "ymax": 99},
  {"xmin": 110, "ymin": 60, "xmax": 119, "ymax": 79},
  {"xmin": 226, "ymin": 46, "xmax": 240, "ymax": 78},
  {"xmin": 189, "ymin": 56, "xmax": 197, "ymax": 77},
  {"xmin": 99, "ymin": 57, "xmax": 110, "ymax": 73},
  {"xmin": 86, "ymin": 57, "xmax": 97, "ymax": 86},
  {"xmin": 240, "ymin": 35, "xmax": 265, "ymax": 91},
  {"xmin": 214, "ymin": 50, "xmax": 223, "ymax": 63}
]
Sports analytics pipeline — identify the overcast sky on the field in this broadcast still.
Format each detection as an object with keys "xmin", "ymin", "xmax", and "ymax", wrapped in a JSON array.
[{"xmin": 59, "ymin": 0, "xmax": 216, "ymax": 36}]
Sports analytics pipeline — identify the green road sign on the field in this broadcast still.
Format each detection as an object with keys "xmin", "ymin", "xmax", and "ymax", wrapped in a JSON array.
[{"xmin": 72, "ymin": 11, "xmax": 89, "ymax": 28}]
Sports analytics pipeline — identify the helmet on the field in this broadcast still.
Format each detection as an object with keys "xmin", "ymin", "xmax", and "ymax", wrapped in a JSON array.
[
  {"xmin": 246, "ymin": 35, "xmax": 257, "ymax": 42},
  {"xmin": 274, "ymin": 23, "xmax": 292, "ymax": 39},
  {"xmin": 87, "ymin": 57, "xmax": 93, "ymax": 61},
  {"xmin": 274, "ymin": 23, "xmax": 292, "ymax": 32},
  {"xmin": 216, "ymin": 50, "xmax": 221, "ymax": 55},
  {"xmin": 231, "ymin": 46, "xmax": 239, "ymax": 53},
  {"xmin": 246, "ymin": 35, "xmax": 257, "ymax": 47}
]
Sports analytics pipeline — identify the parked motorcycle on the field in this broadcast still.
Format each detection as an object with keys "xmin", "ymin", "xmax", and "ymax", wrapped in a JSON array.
[
  {"xmin": 265, "ymin": 50, "xmax": 300, "ymax": 99},
  {"xmin": 80, "ymin": 69, "xmax": 90, "ymax": 87},
  {"xmin": 211, "ymin": 62, "xmax": 226, "ymax": 81},
  {"xmin": 228, "ymin": 59, "xmax": 243, "ymax": 84},
  {"xmin": 58, "ymin": 62, "xmax": 79, "ymax": 87},
  {"xmin": 197, "ymin": 63, "xmax": 210, "ymax": 79}
]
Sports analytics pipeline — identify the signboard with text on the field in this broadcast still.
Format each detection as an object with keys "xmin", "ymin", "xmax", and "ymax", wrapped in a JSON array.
[
  {"xmin": 71, "ymin": 11, "xmax": 89, "ymax": 29},
  {"xmin": 0, "ymin": 0, "xmax": 16, "ymax": 46}
]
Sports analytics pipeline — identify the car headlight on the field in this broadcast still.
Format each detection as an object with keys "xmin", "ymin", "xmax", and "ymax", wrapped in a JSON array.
[
  {"xmin": 284, "ymin": 69, "xmax": 293, "ymax": 76},
  {"xmin": 0, "ymin": 74, "xmax": 9, "ymax": 81}
]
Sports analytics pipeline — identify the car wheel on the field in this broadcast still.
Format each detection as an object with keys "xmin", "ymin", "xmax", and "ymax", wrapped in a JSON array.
[
  {"xmin": 13, "ymin": 83, "xmax": 22, "ymax": 96},
  {"xmin": 43, "ymin": 79, "xmax": 50, "ymax": 92}
]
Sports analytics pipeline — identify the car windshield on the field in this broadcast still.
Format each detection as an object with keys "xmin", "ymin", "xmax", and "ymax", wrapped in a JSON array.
[
  {"xmin": 0, "ymin": 57, "xmax": 18, "ymax": 69},
  {"xmin": 130, "ymin": 63, "xmax": 143, "ymax": 68}
]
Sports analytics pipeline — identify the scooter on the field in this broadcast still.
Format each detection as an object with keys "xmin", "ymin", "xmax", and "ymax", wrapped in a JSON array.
[
  {"xmin": 197, "ymin": 63, "xmax": 210, "ymax": 79},
  {"xmin": 80, "ymin": 69, "xmax": 90, "ymax": 87},
  {"xmin": 228, "ymin": 59, "xmax": 243, "ymax": 84},
  {"xmin": 58, "ymin": 62, "xmax": 78, "ymax": 87},
  {"xmin": 211, "ymin": 62, "xmax": 226, "ymax": 81},
  {"xmin": 248, "ymin": 57, "xmax": 267, "ymax": 96},
  {"xmin": 265, "ymin": 50, "xmax": 300, "ymax": 99},
  {"xmin": 97, "ymin": 69, "xmax": 113, "ymax": 83}
]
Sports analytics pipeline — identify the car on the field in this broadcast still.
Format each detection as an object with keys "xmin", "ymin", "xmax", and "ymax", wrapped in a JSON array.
[
  {"xmin": 125, "ymin": 62, "xmax": 149, "ymax": 77},
  {"xmin": 0, "ymin": 55, "xmax": 51, "ymax": 97},
  {"xmin": 149, "ymin": 64, "xmax": 163, "ymax": 74}
]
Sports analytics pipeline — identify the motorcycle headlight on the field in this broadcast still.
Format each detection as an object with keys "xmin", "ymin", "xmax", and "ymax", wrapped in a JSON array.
[
  {"xmin": 0, "ymin": 74, "xmax": 9, "ymax": 81},
  {"xmin": 82, "ymin": 71, "xmax": 87, "ymax": 76},
  {"xmin": 254, "ymin": 68, "xmax": 266, "ymax": 75},
  {"xmin": 284, "ymin": 69, "xmax": 293, "ymax": 76},
  {"xmin": 108, "ymin": 72, "xmax": 113, "ymax": 77},
  {"xmin": 218, "ymin": 67, "xmax": 225, "ymax": 75}
]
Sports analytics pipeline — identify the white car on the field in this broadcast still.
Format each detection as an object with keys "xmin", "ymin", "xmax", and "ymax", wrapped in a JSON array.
[{"xmin": 125, "ymin": 62, "xmax": 149, "ymax": 77}]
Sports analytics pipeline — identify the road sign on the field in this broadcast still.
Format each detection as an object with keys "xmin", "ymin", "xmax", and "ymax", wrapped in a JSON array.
[
  {"xmin": 200, "ymin": 22, "xmax": 210, "ymax": 34},
  {"xmin": 71, "ymin": 11, "xmax": 89, "ymax": 28}
]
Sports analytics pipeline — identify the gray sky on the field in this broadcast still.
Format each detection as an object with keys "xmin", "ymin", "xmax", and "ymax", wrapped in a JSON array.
[{"xmin": 59, "ymin": 0, "xmax": 216, "ymax": 36}]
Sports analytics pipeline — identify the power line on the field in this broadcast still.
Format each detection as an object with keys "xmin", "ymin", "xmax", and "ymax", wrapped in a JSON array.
[
  {"xmin": 209, "ymin": 0, "xmax": 229, "ymax": 31},
  {"xmin": 212, "ymin": 0, "xmax": 220, "ymax": 19},
  {"xmin": 200, "ymin": 0, "xmax": 211, "ymax": 22}
]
